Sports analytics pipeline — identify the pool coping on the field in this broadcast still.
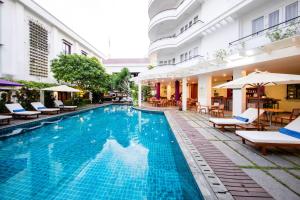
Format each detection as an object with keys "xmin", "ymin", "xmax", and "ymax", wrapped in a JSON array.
[
  {"xmin": 0, "ymin": 103, "xmax": 113, "ymax": 138},
  {"xmin": 164, "ymin": 111, "xmax": 234, "ymax": 200}
]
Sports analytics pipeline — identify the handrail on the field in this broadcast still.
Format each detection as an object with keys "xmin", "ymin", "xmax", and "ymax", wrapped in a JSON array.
[
  {"xmin": 157, "ymin": 54, "xmax": 203, "ymax": 67},
  {"xmin": 150, "ymin": 19, "xmax": 204, "ymax": 44},
  {"xmin": 229, "ymin": 16, "xmax": 300, "ymax": 46}
]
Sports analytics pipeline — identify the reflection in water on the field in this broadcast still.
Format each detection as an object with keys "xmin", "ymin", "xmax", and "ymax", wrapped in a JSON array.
[{"xmin": 0, "ymin": 105, "xmax": 203, "ymax": 200}]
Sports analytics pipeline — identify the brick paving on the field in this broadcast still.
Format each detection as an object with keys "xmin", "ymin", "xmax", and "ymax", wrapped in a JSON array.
[{"xmin": 171, "ymin": 112, "xmax": 274, "ymax": 200}]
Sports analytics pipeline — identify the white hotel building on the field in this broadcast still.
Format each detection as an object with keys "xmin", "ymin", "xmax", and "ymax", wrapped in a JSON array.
[
  {"xmin": 0, "ymin": 0, "xmax": 106, "ymax": 84},
  {"xmin": 137, "ymin": 0, "xmax": 300, "ymax": 115}
]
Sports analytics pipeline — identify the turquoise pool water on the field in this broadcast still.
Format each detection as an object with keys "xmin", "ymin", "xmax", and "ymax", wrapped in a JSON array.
[{"xmin": 0, "ymin": 105, "xmax": 204, "ymax": 200}]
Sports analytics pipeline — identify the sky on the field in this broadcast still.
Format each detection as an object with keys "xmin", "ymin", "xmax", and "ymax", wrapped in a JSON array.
[{"xmin": 34, "ymin": 0, "xmax": 150, "ymax": 58}]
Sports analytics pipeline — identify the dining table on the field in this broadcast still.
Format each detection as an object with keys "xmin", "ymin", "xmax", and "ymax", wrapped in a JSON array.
[{"xmin": 264, "ymin": 108, "xmax": 285, "ymax": 127}]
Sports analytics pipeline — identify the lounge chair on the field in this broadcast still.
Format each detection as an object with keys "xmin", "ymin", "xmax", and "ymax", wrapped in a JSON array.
[
  {"xmin": 5, "ymin": 103, "xmax": 40, "ymax": 119},
  {"xmin": 31, "ymin": 102, "xmax": 60, "ymax": 114},
  {"xmin": 0, "ymin": 115, "xmax": 12, "ymax": 125},
  {"xmin": 209, "ymin": 108, "xmax": 265, "ymax": 131},
  {"xmin": 54, "ymin": 100, "xmax": 77, "ymax": 111},
  {"xmin": 236, "ymin": 116, "xmax": 300, "ymax": 155}
]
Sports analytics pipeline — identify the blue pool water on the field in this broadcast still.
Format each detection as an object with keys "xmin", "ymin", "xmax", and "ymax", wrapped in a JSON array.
[{"xmin": 0, "ymin": 105, "xmax": 204, "ymax": 200}]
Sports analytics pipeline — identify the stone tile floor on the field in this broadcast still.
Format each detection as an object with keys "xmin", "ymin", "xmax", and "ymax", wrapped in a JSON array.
[{"xmin": 175, "ymin": 110, "xmax": 300, "ymax": 200}]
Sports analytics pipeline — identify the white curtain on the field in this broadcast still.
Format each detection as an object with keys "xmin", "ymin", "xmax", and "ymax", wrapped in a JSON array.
[
  {"xmin": 286, "ymin": 1, "xmax": 298, "ymax": 21},
  {"xmin": 269, "ymin": 10, "xmax": 279, "ymax": 27},
  {"xmin": 252, "ymin": 16, "xmax": 264, "ymax": 33}
]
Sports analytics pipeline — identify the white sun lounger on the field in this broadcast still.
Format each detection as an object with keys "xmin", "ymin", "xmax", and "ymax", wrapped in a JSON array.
[
  {"xmin": 31, "ymin": 102, "xmax": 60, "ymax": 114},
  {"xmin": 209, "ymin": 108, "xmax": 265, "ymax": 131},
  {"xmin": 236, "ymin": 116, "xmax": 300, "ymax": 155},
  {"xmin": 54, "ymin": 100, "xmax": 77, "ymax": 111},
  {"xmin": 5, "ymin": 103, "xmax": 41, "ymax": 119},
  {"xmin": 0, "ymin": 115, "xmax": 12, "ymax": 125}
]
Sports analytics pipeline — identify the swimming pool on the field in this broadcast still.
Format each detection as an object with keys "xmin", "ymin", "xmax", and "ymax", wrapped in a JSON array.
[{"xmin": 0, "ymin": 105, "xmax": 204, "ymax": 200}]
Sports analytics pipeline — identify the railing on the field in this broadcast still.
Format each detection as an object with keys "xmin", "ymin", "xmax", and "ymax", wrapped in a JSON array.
[
  {"xmin": 229, "ymin": 16, "xmax": 300, "ymax": 46},
  {"xmin": 157, "ymin": 55, "xmax": 203, "ymax": 67},
  {"xmin": 150, "ymin": 19, "xmax": 204, "ymax": 44}
]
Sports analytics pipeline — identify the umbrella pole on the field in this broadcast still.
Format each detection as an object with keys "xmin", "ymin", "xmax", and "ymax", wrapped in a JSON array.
[{"xmin": 257, "ymin": 85, "xmax": 261, "ymax": 130}]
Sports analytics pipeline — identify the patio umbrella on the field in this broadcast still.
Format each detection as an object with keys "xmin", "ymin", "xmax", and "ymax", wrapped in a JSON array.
[
  {"xmin": 0, "ymin": 79, "xmax": 23, "ymax": 87},
  {"xmin": 214, "ymin": 71, "xmax": 300, "ymax": 129},
  {"xmin": 41, "ymin": 85, "xmax": 80, "ymax": 92}
]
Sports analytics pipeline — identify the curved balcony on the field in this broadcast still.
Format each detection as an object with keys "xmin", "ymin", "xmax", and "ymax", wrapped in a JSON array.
[
  {"xmin": 149, "ymin": 0, "xmax": 202, "ymax": 33},
  {"xmin": 148, "ymin": 0, "xmax": 182, "ymax": 19}
]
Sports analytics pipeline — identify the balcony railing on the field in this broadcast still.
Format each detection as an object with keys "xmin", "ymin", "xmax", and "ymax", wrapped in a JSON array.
[
  {"xmin": 157, "ymin": 55, "xmax": 203, "ymax": 67},
  {"xmin": 150, "ymin": 19, "xmax": 204, "ymax": 44},
  {"xmin": 229, "ymin": 16, "xmax": 300, "ymax": 47}
]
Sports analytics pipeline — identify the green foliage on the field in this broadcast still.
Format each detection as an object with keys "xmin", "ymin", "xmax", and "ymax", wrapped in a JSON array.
[
  {"xmin": 111, "ymin": 68, "xmax": 132, "ymax": 95},
  {"xmin": 44, "ymin": 91, "xmax": 55, "ymax": 108},
  {"xmin": 142, "ymin": 85, "xmax": 152, "ymax": 100},
  {"xmin": 15, "ymin": 87, "xmax": 40, "ymax": 110},
  {"xmin": 51, "ymin": 54, "xmax": 110, "ymax": 93},
  {"xmin": 130, "ymin": 84, "xmax": 138, "ymax": 106},
  {"xmin": 0, "ymin": 92, "xmax": 10, "ymax": 113},
  {"xmin": 148, "ymin": 65, "xmax": 155, "ymax": 70},
  {"xmin": 266, "ymin": 23, "xmax": 299, "ymax": 42},
  {"xmin": 214, "ymin": 49, "xmax": 228, "ymax": 61},
  {"xmin": 16, "ymin": 80, "xmax": 57, "ymax": 89},
  {"xmin": 64, "ymin": 95, "xmax": 91, "ymax": 107}
]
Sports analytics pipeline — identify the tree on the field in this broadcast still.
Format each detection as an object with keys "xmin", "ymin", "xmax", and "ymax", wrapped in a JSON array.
[
  {"xmin": 51, "ymin": 54, "xmax": 109, "ymax": 93},
  {"xmin": 112, "ymin": 68, "xmax": 132, "ymax": 96}
]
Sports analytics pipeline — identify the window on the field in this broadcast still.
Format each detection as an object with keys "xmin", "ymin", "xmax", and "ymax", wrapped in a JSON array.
[
  {"xmin": 269, "ymin": 10, "xmax": 279, "ymax": 27},
  {"xmin": 189, "ymin": 50, "xmax": 193, "ymax": 59},
  {"xmin": 286, "ymin": 1, "xmax": 298, "ymax": 21},
  {"xmin": 159, "ymin": 61, "xmax": 163, "ymax": 65},
  {"xmin": 194, "ymin": 47, "xmax": 199, "ymax": 56},
  {"xmin": 168, "ymin": 60, "xmax": 171, "ymax": 64},
  {"xmin": 184, "ymin": 53, "xmax": 188, "ymax": 61},
  {"xmin": 81, "ymin": 50, "xmax": 88, "ymax": 56},
  {"xmin": 180, "ymin": 54, "xmax": 184, "ymax": 62},
  {"xmin": 164, "ymin": 61, "xmax": 168, "ymax": 65},
  {"xmin": 62, "ymin": 40, "xmax": 72, "ymax": 54},
  {"xmin": 29, "ymin": 20, "xmax": 49, "ymax": 77},
  {"xmin": 185, "ymin": 24, "xmax": 188, "ymax": 30},
  {"xmin": 287, "ymin": 84, "xmax": 300, "ymax": 99},
  {"xmin": 172, "ymin": 58, "xmax": 175, "ymax": 64},
  {"xmin": 180, "ymin": 27, "xmax": 184, "ymax": 33},
  {"xmin": 189, "ymin": 21, "xmax": 193, "ymax": 27},
  {"xmin": 194, "ymin": 16, "xmax": 198, "ymax": 23},
  {"xmin": 252, "ymin": 16, "xmax": 264, "ymax": 34}
]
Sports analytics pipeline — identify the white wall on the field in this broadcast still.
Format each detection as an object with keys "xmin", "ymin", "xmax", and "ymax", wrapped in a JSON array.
[{"xmin": 0, "ymin": 0, "xmax": 104, "ymax": 83}]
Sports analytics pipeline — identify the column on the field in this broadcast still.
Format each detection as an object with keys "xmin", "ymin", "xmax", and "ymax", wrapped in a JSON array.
[
  {"xmin": 166, "ymin": 84, "xmax": 172, "ymax": 100},
  {"xmin": 40, "ymin": 90, "xmax": 45, "ymax": 104},
  {"xmin": 197, "ymin": 75, "xmax": 212, "ymax": 106},
  {"xmin": 138, "ymin": 81, "xmax": 142, "ymax": 107},
  {"xmin": 232, "ymin": 69, "xmax": 247, "ymax": 116},
  {"xmin": 182, "ymin": 78, "xmax": 187, "ymax": 111},
  {"xmin": 156, "ymin": 82, "xmax": 160, "ymax": 99},
  {"xmin": 175, "ymin": 80, "xmax": 180, "ymax": 101}
]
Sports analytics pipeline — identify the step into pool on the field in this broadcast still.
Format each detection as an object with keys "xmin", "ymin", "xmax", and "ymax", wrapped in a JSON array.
[{"xmin": 0, "ymin": 105, "xmax": 204, "ymax": 200}]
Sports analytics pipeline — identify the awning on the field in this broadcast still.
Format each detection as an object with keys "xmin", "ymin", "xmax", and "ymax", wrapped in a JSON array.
[
  {"xmin": 41, "ymin": 85, "xmax": 81, "ymax": 92},
  {"xmin": 0, "ymin": 79, "xmax": 23, "ymax": 87}
]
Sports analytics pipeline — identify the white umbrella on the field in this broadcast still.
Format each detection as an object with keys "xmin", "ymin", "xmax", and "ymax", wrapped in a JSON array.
[
  {"xmin": 41, "ymin": 85, "xmax": 80, "ymax": 92},
  {"xmin": 215, "ymin": 71, "xmax": 300, "ymax": 129}
]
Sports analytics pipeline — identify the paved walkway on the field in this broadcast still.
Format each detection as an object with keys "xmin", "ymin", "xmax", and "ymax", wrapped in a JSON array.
[{"xmin": 169, "ymin": 110, "xmax": 300, "ymax": 200}]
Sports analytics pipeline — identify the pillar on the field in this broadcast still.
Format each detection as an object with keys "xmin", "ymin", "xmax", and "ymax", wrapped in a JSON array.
[
  {"xmin": 182, "ymin": 78, "xmax": 187, "ymax": 111},
  {"xmin": 175, "ymin": 80, "xmax": 180, "ymax": 101},
  {"xmin": 156, "ymin": 82, "xmax": 160, "ymax": 99},
  {"xmin": 232, "ymin": 69, "xmax": 247, "ymax": 116},
  {"xmin": 197, "ymin": 75, "xmax": 212, "ymax": 106},
  {"xmin": 40, "ymin": 90, "xmax": 45, "ymax": 104},
  {"xmin": 138, "ymin": 81, "xmax": 142, "ymax": 107},
  {"xmin": 167, "ymin": 83, "xmax": 172, "ymax": 100}
]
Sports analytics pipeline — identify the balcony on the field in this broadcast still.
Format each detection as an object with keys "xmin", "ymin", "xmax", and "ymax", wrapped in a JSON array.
[
  {"xmin": 148, "ymin": 0, "xmax": 183, "ymax": 19},
  {"xmin": 229, "ymin": 16, "xmax": 300, "ymax": 56},
  {"xmin": 149, "ymin": 0, "xmax": 201, "ymax": 33}
]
